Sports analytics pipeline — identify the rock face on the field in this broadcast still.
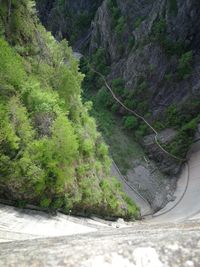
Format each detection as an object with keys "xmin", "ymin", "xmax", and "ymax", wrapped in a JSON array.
[
  {"xmin": 36, "ymin": 0, "xmax": 103, "ymax": 49},
  {"xmin": 87, "ymin": 0, "xmax": 200, "ymax": 177},
  {"xmin": 142, "ymin": 128, "xmax": 181, "ymax": 175},
  {"xmin": 90, "ymin": 0, "xmax": 200, "ymax": 116},
  {"xmin": 36, "ymin": 0, "xmax": 200, "ymax": 118}
]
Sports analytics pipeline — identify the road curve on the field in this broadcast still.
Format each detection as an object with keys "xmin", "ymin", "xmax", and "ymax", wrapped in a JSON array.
[{"xmin": 150, "ymin": 141, "xmax": 200, "ymax": 223}]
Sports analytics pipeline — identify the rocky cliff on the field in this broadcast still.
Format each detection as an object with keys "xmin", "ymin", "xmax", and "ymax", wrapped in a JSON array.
[
  {"xmin": 36, "ymin": 0, "xmax": 103, "ymax": 50},
  {"xmin": 90, "ymin": 0, "xmax": 200, "ymax": 115},
  {"xmin": 89, "ymin": 0, "xmax": 200, "ymax": 172}
]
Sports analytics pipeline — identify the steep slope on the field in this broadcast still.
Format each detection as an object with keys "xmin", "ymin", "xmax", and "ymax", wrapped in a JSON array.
[
  {"xmin": 35, "ymin": 0, "xmax": 200, "ymax": 212},
  {"xmin": 1, "ymin": 2, "xmax": 200, "ymax": 264},
  {"xmin": 0, "ymin": 0, "xmax": 138, "ymax": 219}
]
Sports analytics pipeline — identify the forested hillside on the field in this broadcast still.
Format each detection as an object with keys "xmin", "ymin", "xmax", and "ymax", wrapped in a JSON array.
[{"xmin": 0, "ymin": 0, "xmax": 138, "ymax": 219}]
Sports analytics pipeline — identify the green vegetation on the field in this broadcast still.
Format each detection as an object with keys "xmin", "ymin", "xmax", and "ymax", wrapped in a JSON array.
[
  {"xmin": 90, "ymin": 103, "xmax": 144, "ymax": 175},
  {"xmin": 0, "ymin": 0, "xmax": 139, "ymax": 219},
  {"xmin": 152, "ymin": 17, "xmax": 193, "ymax": 84},
  {"xmin": 123, "ymin": 116, "xmax": 138, "ymax": 130},
  {"xmin": 82, "ymin": 43, "xmax": 196, "ymax": 160},
  {"xmin": 69, "ymin": 10, "xmax": 96, "ymax": 45},
  {"xmin": 107, "ymin": 0, "xmax": 131, "ymax": 53},
  {"xmin": 152, "ymin": 18, "xmax": 167, "ymax": 44},
  {"xmin": 168, "ymin": 0, "xmax": 178, "ymax": 16},
  {"xmin": 177, "ymin": 51, "xmax": 193, "ymax": 79},
  {"xmin": 107, "ymin": 0, "xmax": 121, "ymax": 29},
  {"xmin": 134, "ymin": 17, "xmax": 145, "ymax": 29},
  {"xmin": 164, "ymin": 118, "xmax": 199, "ymax": 157},
  {"xmin": 152, "ymin": 18, "xmax": 186, "ymax": 56},
  {"xmin": 115, "ymin": 16, "xmax": 126, "ymax": 35},
  {"xmin": 150, "ymin": 48, "xmax": 194, "ymax": 158},
  {"xmin": 154, "ymin": 100, "xmax": 200, "ymax": 157},
  {"xmin": 81, "ymin": 51, "xmax": 150, "ymax": 143},
  {"xmin": 150, "ymin": 17, "xmax": 194, "ymax": 156},
  {"xmin": 80, "ymin": 49, "xmax": 146, "ymax": 174}
]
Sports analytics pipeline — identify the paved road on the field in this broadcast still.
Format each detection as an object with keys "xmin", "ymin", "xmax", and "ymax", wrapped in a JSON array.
[{"xmin": 150, "ymin": 141, "xmax": 200, "ymax": 223}]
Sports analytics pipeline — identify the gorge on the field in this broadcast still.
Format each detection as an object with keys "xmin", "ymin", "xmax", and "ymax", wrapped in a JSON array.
[{"xmin": 0, "ymin": 0, "xmax": 200, "ymax": 266}]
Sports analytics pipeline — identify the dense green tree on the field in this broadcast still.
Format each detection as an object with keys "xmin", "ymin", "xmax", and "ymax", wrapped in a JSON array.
[{"xmin": 0, "ymin": 0, "xmax": 138, "ymax": 219}]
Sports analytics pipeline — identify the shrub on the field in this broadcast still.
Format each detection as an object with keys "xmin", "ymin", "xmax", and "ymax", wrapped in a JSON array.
[
  {"xmin": 81, "ymin": 138, "xmax": 94, "ymax": 156},
  {"xmin": 123, "ymin": 116, "xmax": 138, "ymax": 130},
  {"xmin": 96, "ymin": 87, "xmax": 114, "ymax": 108},
  {"xmin": 0, "ymin": 38, "xmax": 25, "ymax": 88},
  {"xmin": 135, "ymin": 123, "xmax": 149, "ymax": 139},
  {"xmin": 97, "ymin": 143, "xmax": 109, "ymax": 159},
  {"xmin": 92, "ymin": 48, "xmax": 110, "ymax": 75},
  {"xmin": 165, "ymin": 105, "xmax": 180, "ymax": 127},
  {"xmin": 152, "ymin": 18, "xmax": 167, "ymax": 43},
  {"xmin": 134, "ymin": 17, "xmax": 145, "ymax": 29},
  {"xmin": 40, "ymin": 198, "xmax": 51, "ymax": 208},
  {"xmin": 166, "ymin": 117, "xmax": 198, "ymax": 157},
  {"xmin": 177, "ymin": 51, "xmax": 193, "ymax": 79},
  {"xmin": 115, "ymin": 16, "xmax": 126, "ymax": 35},
  {"xmin": 112, "ymin": 78, "xmax": 125, "ymax": 88},
  {"xmin": 152, "ymin": 19, "xmax": 186, "ymax": 56},
  {"xmin": 164, "ymin": 72, "xmax": 173, "ymax": 82},
  {"xmin": 168, "ymin": 0, "xmax": 178, "ymax": 16},
  {"xmin": 128, "ymin": 36, "xmax": 135, "ymax": 49}
]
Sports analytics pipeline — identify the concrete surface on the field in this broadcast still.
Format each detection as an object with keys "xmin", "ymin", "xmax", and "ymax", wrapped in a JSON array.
[
  {"xmin": 0, "ymin": 220, "xmax": 200, "ymax": 267},
  {"xmin": 0, "ymin": 204, "xmax": 98, "ymax": 243}
]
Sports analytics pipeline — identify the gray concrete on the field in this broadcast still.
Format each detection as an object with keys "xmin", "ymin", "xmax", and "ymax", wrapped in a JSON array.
[
  {"xmin": 0, "ymin": 204, "xmax": 97, "ymax": 243},
  {"xmin": 0, "ymin": 220, "xmax": 200, "ymax": 267}
]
